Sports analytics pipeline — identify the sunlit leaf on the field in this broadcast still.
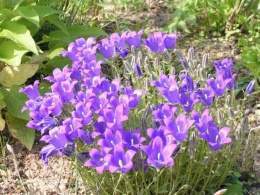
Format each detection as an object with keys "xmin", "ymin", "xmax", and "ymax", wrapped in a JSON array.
[
  {"xmin": 0, "ymin": 21, "xmax": 38, "ymax": 54},
  {"xmin": 0, "ymin": 63, "xmax": 38, "ymax": 87},
  {"xmin": 16, "ymin": 6, "xmax": 40, "ymax": 27},
  {"xmin": 0, "ymin": 40, "xmax": 28, "ymax": 66}
]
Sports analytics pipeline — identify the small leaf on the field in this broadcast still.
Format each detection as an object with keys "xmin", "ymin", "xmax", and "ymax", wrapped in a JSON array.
[
  {"xmin": 47, "ymin": 47, "xmax": 64, "ymax": 59},
  {"xmin": 0, "ymin": 21, "xmax": 38, "ymax": 54},
  {"xmin": 0, "ymin": 40, "xmax": 28, "ymax": 66},
  {"xmin": 0, "ymin": 63, "xmax": 39, "ymax": 87},
  {"xmin": 16, "ymin": 6, "xmax": 40, "ymax": 27},
  {"xmin": 6, "ymin": 114, "xmax": 35, "ymax": 150},
  {"xmin": 2, "ymin": 86, "xmax": 29, "ymax": 120}
]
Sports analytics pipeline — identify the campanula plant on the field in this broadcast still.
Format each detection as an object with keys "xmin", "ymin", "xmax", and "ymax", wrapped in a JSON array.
[{"xmin": 21, "ymin": 31, "xmax": 244, "ymax": 194}]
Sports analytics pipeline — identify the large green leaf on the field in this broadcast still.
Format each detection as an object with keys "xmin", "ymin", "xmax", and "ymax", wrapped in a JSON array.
[
  {"xmin": 46, "ymin": 15, "xmax": 69, "ymax": 34},
  {"xmin": 6, "ymin": 114, "xmax": 35, "ymax": 150},
  {"xmin": 0, "ymin": 63, "xmax": 38, "ymax": 87},
  {"xmin": 2, "ymin": 86, "xmax": 29, "ymax": 120},
  {"xmin": 16, "ymin": 6, "xmax": 40, "ymax": 27},
  {"xmin": 46, "ymin": 25, "xmax": 106, "ymax": 49},
  {"xmin": 34, "ymin": 5, "xmax": 58, "ymax": 18},
  {"xmin": 0, "ymin": 21, "xmax": 38, "ymax": 54},
  {"xmin": 68, "ymin": 25, "xmax": 106, "ymax": 38},
  {"xmin": 0, "ymin": 40, "xmax": 28, "ymax": 66}
]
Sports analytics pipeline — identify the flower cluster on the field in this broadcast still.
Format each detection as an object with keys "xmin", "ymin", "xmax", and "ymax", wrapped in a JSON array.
[{"xmin": 21, "ymin": 31, "xmax": 234, "ymax": 174}]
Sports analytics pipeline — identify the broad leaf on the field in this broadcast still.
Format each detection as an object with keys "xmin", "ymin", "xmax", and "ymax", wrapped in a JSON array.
[
  {"xmin": 46, "ymin": 25, "xmax": 106, "ymax": 49},
  {"xmin": 0, "ymin": 63, "xmax": 38, "ymax": 87},
  {"xmin": 46, "ymin": 15, "xmax": 69, "ymax": 34},
  {"xmin": 0, "ymin": 21, "xmax": 38, "ymax": 54},
  {"xmin": 2, "ymin": 86, "xmax": 29, "ymax": 120},
  {"xmin": 16, "ymin": 6, "xmax": 40, "ymax": 27},
  {"xmin": 6, "ymin": 114, "xmax": 35, "ymax": 150},
  {"xmin": 68, "ymin": 25, "xmax": 106, "ymax": 38},
  {"xmin": 0, "ymin": 40, "xmax": 28, "ymax": 66},
  {"xmin": 34, "ymin": 5, "xmax": 58, "ymax": 18}
]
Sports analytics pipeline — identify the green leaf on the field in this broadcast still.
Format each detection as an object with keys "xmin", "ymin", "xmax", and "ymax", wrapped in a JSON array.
[
  {"xmin": 0, "ymin": 21, "xmax": 38, "ymax": 54},
  {"xmin": 0, "ymin": 9, "xmax": 14, "ymax": 23},
  {"xmin": 16, "ymin": 6, "xmax": 40, "ymax": 27},
  {"xmin": 0, "ymin": 113, "xmax": 4, "ymax": 131},
  {"xmin": 0, "ymin": 63, "xmax": 38, "ymax": 87},
  {"xmin": 6, "ymin": 114, "xmax": 35, "ymax": 150},
  {"xmin": 47, "ymin": 47, "xmax": 64, "ymax": 59},
  {"xmin": 46, "ymin": 15, "xmax": 69, "ymax": 34},
  {"xmin": 241, "ymin": 46, "xmax": 260, "ymax": 78},
  {"xmin": 2, "ymin": 86, "xmax": 29, "ymax": 120},
  {"xmin": 0, "ymin": 40, "xmax": 28, "ymax": 66},
  {"xmin": 46, "ymin": 25, "xmax": 106, "ymax": 49},
  {"xmin": 224, "ymin": 183, "xmax": 243, "ymax": 195},
  {"xmin": 0, "ymin": 91, "xmax": 6, "ymax": 109},
  {"xmin": 68, "ymin": 25, "xmax": 106, "ymax": 38},
  {"xmin": 34, "ymin": 5, "xmax": 58, "ymax": 18}
]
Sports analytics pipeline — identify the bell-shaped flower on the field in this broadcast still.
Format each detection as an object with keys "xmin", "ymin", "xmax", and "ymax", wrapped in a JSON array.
[
  {"xmin": 108, "ymin": 146, "xmax": 136, "ymax": 173},
  {"xmin": 192, "ymin": 109, "xmax": 213, "ymax": 134},
  {"xmin": 85, "ymin": 149, "xmax": 110, "ymax": 174},
  {"xmin": 165, "ymin": 114, "xmax": 193, "ymax": 142},
  {"xmin": 122, "ymin": 129, "xmax": 145, "ymax": 151},
  {"xmin": 145, "ymin": 136, "xmax": 176, "ymax": 170},
  {"xmin": 123, "ymin": 31, "xmax": 143, "ymax": 48},
  {"xmin": 163, "ymin": 33, "xmax": 177, "ymax": 49},
  {"xmin": 153, "ymin": 74, "xmax": 179, "ymax": 103},
  {"xmin": 20, "ymin": 80, "xmax": 40, "ymax": 100},
  {"xmin": 145, "ymin": 32, "xmax": 166, "ymax": 53},
  {"xmin": 97, "ymin": 129, "xmax": 123, "ymax": 152},
  {"xmin": 98, "ymin": 38, "xmax": 115, "ymax": 59}
]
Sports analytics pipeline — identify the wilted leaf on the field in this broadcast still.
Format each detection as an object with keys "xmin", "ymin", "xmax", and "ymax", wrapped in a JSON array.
[
  {"xmin": 0, "ymin": 63, "xmax": 38, "ymax": 87},
  {"xmin": 2, "ymin": 86, "xmax": 29, "ymax": 120},
  {"xmin": 0, "ymin": 21, "xmax": 38, "ymax": 54},
  {"xmin": 6, "ymin": 114, "xmax": 35, "ymax": 150},
  {"xmin": 0, "ymin": 40, "xmax": 28, "ymax": 66},
  {"xmin": 16, "ymin": 6, "xmax": 40, "ymax": 27}
]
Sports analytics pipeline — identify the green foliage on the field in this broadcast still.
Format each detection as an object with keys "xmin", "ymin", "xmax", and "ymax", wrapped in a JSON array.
[
  {"xmin": 241, "ymin": 45, "xmax": 260, "ymax": 78},
  {"xmin": 224, "ymin": 172, "xmax": 244, "ymax": 195},
  {"xmin": 78, "ymin": 140, "xmax": 241, "ymax": 194},
  {"xmin": 166, "ymin": 0, "xmax": 259, "ymax": 35},
  {"xmin": 6, "ymin": 114, "xmax": 35, "ymax": 150},
  {"xmin": 0, "ymin": 0, "xmax": 105, "ymax": 149}
]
